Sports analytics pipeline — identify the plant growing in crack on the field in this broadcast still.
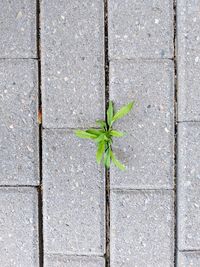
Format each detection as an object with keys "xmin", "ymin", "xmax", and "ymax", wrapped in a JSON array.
[{"xmin": 75, "ymin": 101, "xmax": 134, "ymax": 170}]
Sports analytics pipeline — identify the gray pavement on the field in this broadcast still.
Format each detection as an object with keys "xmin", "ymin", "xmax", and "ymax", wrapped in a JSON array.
[{"xmin": 0, "ymin": 0, "xmax": 200, "ymax": 266}]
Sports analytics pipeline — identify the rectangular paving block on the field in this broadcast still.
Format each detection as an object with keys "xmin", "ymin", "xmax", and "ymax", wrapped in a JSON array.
[
  {"xmin": 109, "ymin": 60, "xmax": 174, "ymax": 189},
  {"xmin": 110, "ymin": 190, "xmax": 174, "ymax": 267},
  {"xmin": 177, "ymin": 0, "xmax": 200, "ymax": 121},
  {"xmin": 177, "ymin": 251, "xmax": 200, "ymax": 267},
  {"xmin": 43, "ymin": 130, "xmax": 105, "ymax": 255},
  {"xmin": 0, "ymin": 0, "xmax": 36, "ymax": 58},
  {"xmin": 0, "ymin": 60, "xmax": 39, "ymax": 185},
  {"xmin": 44, "ymin": 255, "xmax": 105, "ymax": 267},
  {"xmin": 177, "ymin": 123, "xmax": 200, "ymax": 250},
  {"xmin": 108, "ymin": 0, "xmax": 174, "ymax": 59},
  {"xmin": 41, "ymin": 0, "xmax": 104, "ymax": 128},
  {"xmin": 0, "ymin": 188, "xmax": 39, "ymax": 267}
]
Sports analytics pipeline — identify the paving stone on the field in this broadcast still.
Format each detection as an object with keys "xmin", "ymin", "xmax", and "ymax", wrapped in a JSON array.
[
  {"xmin": 0, "ymin": 0, "xmax": 36, "ymax": 58},
  {"xmin": 41, "ymin": 0, "xmax": 104, "ymax": 128},
  {"xmin": 0, "ymin": 188, "xmax": 39, "ymax": 267},
  {"xmin": 178, "ymin": 123, "xmax": 200, "ymax": 250},
  {"xmin": 0, "ymin": 60, "xmax": 39, "ymax": 185},
  {"xmin": 177, "ymin": 251, "xmax": 200, "ymax": 267},
  {"xmin": 108, "ymin": 0, "xmax": 174, "ymax": 59},
  {"xmin": 109, "ymin": 60, "xmax": 174, "ymax": 189},
  {"xmin": 44, "ymin": 255, "xmax": 105, "ymax": 267},
  {"xmin": 177, "ymin": 0, "xmax": 200, "ymax": 121},
  {"xmin": 43, "ymin": 130, "xmax": 105, "ymax": 255},
  {"xmin": 110, "ymin": 190, "xmax": 174, "ymax": 267}
]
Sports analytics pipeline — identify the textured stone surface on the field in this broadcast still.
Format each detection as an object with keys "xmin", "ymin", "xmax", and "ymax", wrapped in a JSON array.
[
  {"xmin": 0, "ymin": 0, "xmax": 36, "ymax": 58},
  {"xmin": 43, "ymin": 130, "xmax": 105, "ymax": 255},
  {"xmin": 0, "ymin": 188, "xmax": 39, "ymax": 267},
  {"xmin": 177, "ymin": 0, "xmax": 200, "ymax": 121},
  {"xmin": 177, "ymin": 251, "xmax": 200, "ymax": 266},
  {"xmin": 178, "ymin": 123, "xmax": 200, "ymax": 250},
  {"xmin": 0, "ymin": 60, "xmax": 39, "ymax": 185},
  {"xmin": 108, "ymin": 0, "xmax": 173, "ymax": 59},
  {"xmin": 110, "ymin": 190, "xmax": 174, "ymax": 267},
  {"xmin": 41, "ymin": 0, "xmax": 104, "ymax": 128},
  {"xmin": 109, "ymin": 60, "xmax": 174, "ymax": 189},
  {"xmin": 44, "ymin": 255, "xmax": 105, "ymax": 267}
]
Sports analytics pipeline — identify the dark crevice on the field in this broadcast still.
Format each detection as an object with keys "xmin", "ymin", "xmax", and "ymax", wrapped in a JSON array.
[
  {"xmin": 0, "ymin": 185, "xmax": 40, "ymax": 188},
  {"xmin": 104, "ymin": 0, "xmax": 110, "ymax": 266},
  {"xmin": 112, "ymin": 188, "xmax": 175, "ymax": 192},
  {"xmin": 179, "ymin": 249, "xmax": 200, "ymax": 253},
  {"xmin": 0, "ymin": 57, "xmax": 39, "ymax": 60},
  {"xmin": 178, "ymin": 120, "xmax": 200, "ymax": 123},
  {"xmin": 36, "ymin": 0, "xmax": 44, "ymax": 266},
  {"xmin": 109, "ymin": 57, "xmax": 175, "ymax": 61},
  {"xmin": 173, "ymin": 0, "xmax": 178, "ymax": 266}
]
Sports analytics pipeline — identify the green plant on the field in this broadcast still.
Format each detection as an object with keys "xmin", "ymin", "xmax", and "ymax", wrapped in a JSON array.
[{"xmin": 75, "ymin": 101, "xmax": 134, "ymax": 170}]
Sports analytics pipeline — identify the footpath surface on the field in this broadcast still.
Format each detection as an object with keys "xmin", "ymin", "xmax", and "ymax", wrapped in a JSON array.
[{"xmin": 0, "ymin": 0, "xmax": 200, "ymax": 266}]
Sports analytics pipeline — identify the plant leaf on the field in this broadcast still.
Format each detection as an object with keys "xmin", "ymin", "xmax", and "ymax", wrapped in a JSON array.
[
  {"xmin": 110, "ymin": 130, "xmax": 124, "ymax": 137},
  {"xmin": 107, "ymin": 101, "xmax": 113, "ymax": 127},
  {"xmin": 112, "ymin": 101, "xmax": 134, "ymax": 123},
  {"xmin": 95, "ymin": 133, "xmax": 108, "ymax": 143},
  {"xmin": 96, "ymin": 120, "xmax": 107, "ymax": 130},
  {"xmin": 96, "ymin": 142, "xmax": 105, "ymax": 164},
  {"xmin": 104, "ymin": 147, "xmax": 111, "ymax": 169},
  {"xmin": 110, "ymin": 150, "xmax": 125, "ymax": 171},
  {"xmin": 75, "ymin": 130, "xmax": 96, "ymax": 139},
  {"xmin": 86, "ymin": 129, "xmax": 104, "ymax": 136}
]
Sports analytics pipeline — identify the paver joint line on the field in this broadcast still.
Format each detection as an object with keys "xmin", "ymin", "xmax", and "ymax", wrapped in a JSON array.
[
  {"xmin": 173, "ymin": 0, "xmax": 178, "ymax": 265},
  {"xmin": 104, "ymin": 0, "xmax": 110, "ymax": 266},
  {"xmin": 36, "ymin": 0, "xmax": 44, "ymax": 266}
]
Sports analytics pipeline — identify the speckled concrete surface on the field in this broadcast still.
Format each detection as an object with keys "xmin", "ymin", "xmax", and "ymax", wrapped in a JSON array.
[
  {"xmin": 41, "ymin": 0, "xmax": 105, "ymax": 128},
  {"xmin": 0, "ymin": 188, "xmax": 39, "ymax": 267},
  {"xmin": 0, "ymin": 0, "xmax": 200, "ymax": 266},
  {"xmin": 0, "ymin": 60, "xmax": 39, "ymax": 185},
  {"xmin": 178, "ymin": 123, "xmax": 200, "ymax": 250},
  {"xmin": 0, "ymin": 0, "xmax": 36, "ymax": 58},
  {"xmin": 108, "ymin": 0, "xmax": 174, "ymax": 59},
  {"xmin": 177, "ymin": 251, "xmax": 200, "ymax": 266},
  {"xmin": 44, "ymin": 255, "xmax": 105, "ymax": 267},
  {"xmin": 177, "ymin": 0, "xmax": 200, "ymax": 121},
  {"xmin": 109, "ymin": 60, "xmax": 174, "ymax": 189},
  {"xmin": 110, "ymin": 190, "xmax": 174, "ymax": 266},
  {"xmin": 43, "ymin": 130, "xmax": 105, "ymax": 255}
]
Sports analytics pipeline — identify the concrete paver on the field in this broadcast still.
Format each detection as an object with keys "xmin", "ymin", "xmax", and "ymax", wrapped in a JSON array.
[
  {"xmin": 0, "ymin": 188, "xmax": 39, "ymax": 267},
  {"xmin": 41, "ymin": 0, "xmax": 104, "ymax": 128},
  {"xmin": 43, "ymin": 130, "xmax": 105, "ymax": 255},
  {"xmin": 109, "ymin": 60, "xmax": 174, "ymax": 189},
  {"xmin": 110, "ymin": 190, "xmax": 174, "ymax": 267},
  {"xmin": 0, "ymin": 0, "xmax": 36, "ymax": 58},
  {"xmin": 108, "ymin": 0, "xmax": 174, "ymax": 59},
  {"xmin": 44, "ymin": 255, "xmax": 105, "ymax": 267},
  {"xmin": 177, "ymin": 0, "xmax": 200, "ymax": 121},
  {"xmin": 178, "ymin": 123, "xmax": 200, "ymax": 250},
  {"xmin": 0, "ymin": 60, "xmax": 39, "ymax": 185},
  {"xmin": 177, "ymin": 251, "xmax": 200, "ymax": 267}
]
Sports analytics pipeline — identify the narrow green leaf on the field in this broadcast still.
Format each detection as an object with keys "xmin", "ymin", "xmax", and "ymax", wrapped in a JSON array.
[
  {"xmin": 75, "ymin": 130, "xmax": 96, "ymax": 139},
  {"xmin": 95, "ymin": 133, "xmax": 108, "ymax": 143},
  {"xmin": 107, "ymin": 101, "xmax": 113, "ymax": 127},
  {"xmin": 96, "ymin": 142, "xmax": 105, "ymax": 164},
  {"xmin": 86, "ymin": 129, "xmax": 104, "ymax": 136},
  {"xmin": 110, "ymin": 130, "xmax": 124, "ymax": 137},
  {"xmin": 112, "ymin": 101, "xmax": 134, "ymax": 123},
  {"xmin": 110, "ymin": 150, "xmax": 125, "ymax": 171},
  {"xmin": 104, "ymin": 147, "xmax": 111, "ymax": 169},
  {"xmin": 96, "ymin": 120, "xmax": 107, "ymax": 130}
]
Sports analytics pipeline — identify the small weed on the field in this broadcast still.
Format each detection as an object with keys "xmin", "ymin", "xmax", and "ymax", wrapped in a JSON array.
[{"xmin": 75, "ymin": 101, "xmax": 134, "ymax": 170}]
